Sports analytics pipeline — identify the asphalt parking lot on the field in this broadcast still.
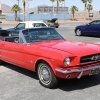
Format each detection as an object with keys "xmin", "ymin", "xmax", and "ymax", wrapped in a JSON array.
[{"xmin": 0, "ymin": 22, "xmax": 100, "ymax": 100}]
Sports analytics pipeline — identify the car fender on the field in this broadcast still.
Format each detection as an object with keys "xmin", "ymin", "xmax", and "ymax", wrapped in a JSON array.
[
  {"xmin": 75, "ymin": 27, "xmax": 81, "ymax": 31},
  {"xmin": 34, "ymin": 57, "xmax": 60, "ymax": 75}
]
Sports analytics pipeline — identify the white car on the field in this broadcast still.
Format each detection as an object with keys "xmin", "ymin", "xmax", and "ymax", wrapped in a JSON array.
[{"xmin": 7, "ymin": 21, "xmax": 48, "ymax": 36}]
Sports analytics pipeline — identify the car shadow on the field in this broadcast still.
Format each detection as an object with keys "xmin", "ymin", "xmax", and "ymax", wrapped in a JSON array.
[
  {"xmin": 2, "ymin": 62, "xmax": 100, "ymax": 90},
  {"xmin": 81, "ymin": 35, "xmax": 100, "ymax": 38},
  {"xmin": 2, "ymin": 62, "xmax": 38, "ymax": 80},
  {"xmin": 58, "ymin": 74, "xmax": 100, "ymax": 91}
]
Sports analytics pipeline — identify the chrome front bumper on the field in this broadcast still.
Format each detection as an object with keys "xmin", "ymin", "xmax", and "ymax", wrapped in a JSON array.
[{"xmin": 56, "ymin": 65, "xmax": 100, "ymax": 79}]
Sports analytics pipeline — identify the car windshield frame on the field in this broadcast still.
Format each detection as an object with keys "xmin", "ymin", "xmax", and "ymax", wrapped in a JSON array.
[
  {"xmin": 19, "ymin": 28, "xmax": 64, "ymax": 44},
  {"xmin": 89, "ymin": 20, "xmax": 100, "ymax": 25}
]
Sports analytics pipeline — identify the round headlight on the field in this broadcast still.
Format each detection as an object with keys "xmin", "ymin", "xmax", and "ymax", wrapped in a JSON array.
[{"xmin": 64, "ymin": 58, "xmax": 70, "ymax": 66}]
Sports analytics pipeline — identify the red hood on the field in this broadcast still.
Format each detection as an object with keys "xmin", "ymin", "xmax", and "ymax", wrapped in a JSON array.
[{"xmin": 33, "ymin": 40, "xmax": 100, "ymax": 57}]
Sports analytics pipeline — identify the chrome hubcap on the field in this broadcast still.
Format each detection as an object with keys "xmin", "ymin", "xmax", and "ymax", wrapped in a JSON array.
[
  {"xmin": 76, "ymin": 29, "xmax": 81, "ymax": 36},
  {"xmin": 38, "ymin": 64, "xmax": 51, "ymax": 85}
]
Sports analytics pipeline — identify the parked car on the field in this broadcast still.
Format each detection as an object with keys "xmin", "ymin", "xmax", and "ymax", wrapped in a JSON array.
[
  {"xmin": 75, "ymin": 20, "xmax": 100, "ymax": 36},
  {"xmin": 7, "ymin": 21, "xmax": 48, "ymax": 36},
  {"xmin": 0, "ymin": 28, "xmax": 100, "ymax": 88},
  {"xmin": 43, "ymin": 18, "xmax": 59, "ymax": 28}
]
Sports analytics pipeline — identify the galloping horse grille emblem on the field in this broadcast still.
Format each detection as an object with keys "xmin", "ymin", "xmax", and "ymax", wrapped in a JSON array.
[{"xmin": 91, "ymin": 55, "xmax": 100, "ymax": 61}]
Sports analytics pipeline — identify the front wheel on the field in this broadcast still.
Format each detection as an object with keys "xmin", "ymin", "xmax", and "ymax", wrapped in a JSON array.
[
  {"xmin": 37, "ymin": 61, "xmax": 59, "ymax": 88},
  {"xmin": 56, "ymin": 26, "xmax": 59, "ymax": 28},
  {"xmin": 0, "ymin": 60, "xmax": 3, "ymax": 64},
  {"xmin": 75, "ymin": 29, "xmax": 82, "ymax": 36}
]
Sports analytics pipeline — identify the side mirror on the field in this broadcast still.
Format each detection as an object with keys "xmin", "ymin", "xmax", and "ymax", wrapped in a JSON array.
[{"xmin": 14, "ymin": 38, "xmax": 19, "ymax": 44}]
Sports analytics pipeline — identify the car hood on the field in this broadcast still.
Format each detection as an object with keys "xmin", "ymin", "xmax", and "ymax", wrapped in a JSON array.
[
  {"xmin": 34, "ymin": 40, "xmax": 100, "ymax": 57},
  {"xmin": 50, "ymin": 18, "xmax": 58, "ymax": 22},
  {"xmin": 76, "ymin": 24, "xmax": 86, "ymax": 27},
  {"xmin": 7, "ymin": 28, "xmax": 15, "ymax": 31}
]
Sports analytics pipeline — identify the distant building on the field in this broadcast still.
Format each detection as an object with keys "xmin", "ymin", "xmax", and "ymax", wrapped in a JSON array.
[{"xmin": 38, "ymin": 6, "xmax": 69, "ymax": 14}]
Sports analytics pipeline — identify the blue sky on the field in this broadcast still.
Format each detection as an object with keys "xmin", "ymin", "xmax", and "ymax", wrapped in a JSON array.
[{"xmin": 1, "ymin": 0, "xmax": 100, "ymax": 11}]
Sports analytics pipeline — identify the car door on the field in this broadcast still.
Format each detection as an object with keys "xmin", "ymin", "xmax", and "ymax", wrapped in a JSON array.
[
  {"xmin": 13, "ymin": 23, "xmax": 25, "ymax": 36},
  {"xmin": 0, "ymin": 40, "xmax": 25, "ymax": 68},
  {"xmin": 94, "ymin": 20, "xmax": 100, "ymax": 36},
  {"xmin": 84, "ymin": 21, "xmax": 100, "ymax": 36}
]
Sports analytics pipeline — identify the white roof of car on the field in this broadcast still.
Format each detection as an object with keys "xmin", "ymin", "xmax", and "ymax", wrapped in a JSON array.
[{"xmin": 19, "ymin": 21, "xmax": 44, "ymax": 24}]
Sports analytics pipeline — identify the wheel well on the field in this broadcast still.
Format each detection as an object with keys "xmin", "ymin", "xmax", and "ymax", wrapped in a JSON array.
[
  {"xmin": 35, "ymin": 59, "xmax": 50, "ymax": 72},
  {"xmin": 75, "ymin": 28, "xmax": 81, "ymax": 33}
]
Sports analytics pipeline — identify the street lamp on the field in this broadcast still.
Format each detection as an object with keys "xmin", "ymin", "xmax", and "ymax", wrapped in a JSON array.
[
  {"xmin": 17, "ymin": 0, "xmax": 20, "ymax": 6},
  {"xmin": 25, "ymin": 0, "xmax": 32, "ymax": 20},
  {"xmin": 22, "ymin": 0, "xmax": 26, "ymax": 21},
  {"xmin": 0, "ymin": 0, "xmax": 1, "ymax": 10}
]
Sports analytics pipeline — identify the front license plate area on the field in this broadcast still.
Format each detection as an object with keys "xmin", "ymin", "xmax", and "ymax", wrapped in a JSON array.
[{"xmin": 90, "ymin": 68, "xmax": 100, "ymax": 76}]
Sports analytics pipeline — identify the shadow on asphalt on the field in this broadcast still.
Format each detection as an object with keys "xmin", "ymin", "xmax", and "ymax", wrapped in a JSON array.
[
  {"xmin": 79, "ymin": 35, "xmax": 100, "ymax": 38},
  {"xmin": 3, "ymin": 62, "xmax": 38, "ymax": 80},
  {"xmin": 58, "ymin": 74, "xmax": 100, "ymax": 91},
  {"xmin": 2, "ymin": 62, "xmax": 100, "ymax": 91}
]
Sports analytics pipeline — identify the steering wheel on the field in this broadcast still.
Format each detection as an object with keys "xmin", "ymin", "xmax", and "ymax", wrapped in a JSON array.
[{"xmin": 14, "ymin": 38, "xmax": 19, "ymax": 43}]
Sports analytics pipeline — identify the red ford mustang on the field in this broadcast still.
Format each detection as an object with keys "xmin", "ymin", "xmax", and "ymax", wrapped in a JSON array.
[{"xmin": 0, "ymin": 28, "xmax": 100, "ymax": 88}]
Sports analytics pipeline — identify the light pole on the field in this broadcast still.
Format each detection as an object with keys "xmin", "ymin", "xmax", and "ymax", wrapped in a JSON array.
[
  {"xmin": 59, "ymin": 1, "xmax": 65, "ymax": 20},
  {"xmin": 0, "ymin": 0, "xmax": 1, "ymax": 10},
  {"xmin": 25, "ymin": 0, "xmax": 32, "ymax": 20},
  {"xmin": 0, "ymin": 0, "xmax": 2, "ymax": 14},
  {"xmin": 56, "ymin": 0, "xmax": 59, "ymax": 21},
  {"xmin": 22, "ymin": 0, "xmax": 26, "ymax": 21},
  {"xmin": 17, "ymin": 0, "xmax": 20, "ymax": 6},
  {"xmin": 17, "ymin": 0, "xmax": 20, "ymax": 21},
  {"xmin": 64, "ymin": 0, "xmax": 65, "ymax": 20}
]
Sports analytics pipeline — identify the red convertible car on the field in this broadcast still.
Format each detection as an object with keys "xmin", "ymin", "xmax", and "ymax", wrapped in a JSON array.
[{"xmin": 0, "ymin": 28, "xmax": 100, "ymax": 88}]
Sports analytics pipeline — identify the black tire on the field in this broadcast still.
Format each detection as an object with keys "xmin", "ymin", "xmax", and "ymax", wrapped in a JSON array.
[
  {"xmin": 0, "ymin": 60, "xmax": 3, "ymax": 64},
  {"xmin": 37, "ymin": 61, "xmax": 60, "ymax": 88},
  {"xmin": 75, "ymin": 29, "xmax": 82, "ymax": 36}
]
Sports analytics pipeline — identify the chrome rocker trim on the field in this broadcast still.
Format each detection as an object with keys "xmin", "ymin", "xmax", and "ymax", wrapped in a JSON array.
[{"xmin": 56, "ymin": 65, "xmax": 100, "ymax": 79}]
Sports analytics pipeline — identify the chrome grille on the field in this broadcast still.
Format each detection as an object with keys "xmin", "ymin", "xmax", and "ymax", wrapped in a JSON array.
[{"xmin": 80, "ymin": 54, "xmax": 100, "ymax": 64}]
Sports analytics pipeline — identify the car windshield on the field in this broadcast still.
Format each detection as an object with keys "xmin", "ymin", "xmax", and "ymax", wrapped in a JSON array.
[{"xmin": 22, "ymin": 28, "xmax": 64, "ymax": 43}]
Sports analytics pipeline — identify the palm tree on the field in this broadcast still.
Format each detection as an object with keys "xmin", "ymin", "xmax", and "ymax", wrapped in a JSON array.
[
  {"xmin": 22, "ymin": 0, "xmax": 26, "ymax": 21},
  {"xmin": 50, "ymin": 0, "xmax": 65, "ymax": 20},
  {"xmin": 87, "ymin": 4, "xmax": 93, "ymax": 20},
  {"xmin": 70, "ymin": 6, "xmax": 78, "ymax": 21},
  {"xmin": 11, "ymin": 4, "xmax": 21, "ymax": 21},
  {"xmin": 81, "ymin": 0, "xmax": 92, "ymax": 23}
]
